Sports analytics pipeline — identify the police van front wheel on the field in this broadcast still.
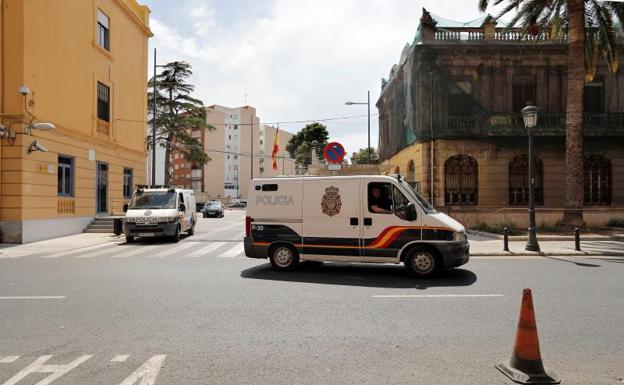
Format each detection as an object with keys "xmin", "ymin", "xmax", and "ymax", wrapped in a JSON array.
[
  {"xmin": 404, "ymin": 248, "xmax": 438, "ymax": 278},
  {"xmin": 269, "ymin": 245, "xmax": 299, "ymax": 271}
]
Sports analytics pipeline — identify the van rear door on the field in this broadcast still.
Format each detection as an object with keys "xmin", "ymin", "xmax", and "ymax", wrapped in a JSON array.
[{"xmin": 302, "ymin": 178, "xmax": 361, "ymax": 261}]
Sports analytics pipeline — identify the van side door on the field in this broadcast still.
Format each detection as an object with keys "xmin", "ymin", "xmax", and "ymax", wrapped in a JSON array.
[
  {"xmin": 302, "ymin": 179, "xmax": 361, "ymax": 261},
  {"xmin": 361, "ymin": 180, "xmax": 422, "ymax": 263}
]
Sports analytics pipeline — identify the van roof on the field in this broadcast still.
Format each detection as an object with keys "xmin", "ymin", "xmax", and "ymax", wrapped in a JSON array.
[
  {"xmin": 251, "ymin": 175, "xmax": 400, "ymax": 183},
  {"xmin": 135, "ymin": 188, "xmax": 195, "ymax": 193}
]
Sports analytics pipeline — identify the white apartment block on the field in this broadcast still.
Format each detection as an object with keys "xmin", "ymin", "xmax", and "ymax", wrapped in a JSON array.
[{"xmin": 187, "ymin": 105, "xmax": 295, "ymax": 200}]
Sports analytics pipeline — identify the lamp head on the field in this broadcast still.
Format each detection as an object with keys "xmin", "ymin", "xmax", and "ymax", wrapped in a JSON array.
[
  {"xmin": 31, "ymin": 122, "xmax": 56, "ymax": 130},
  {"xmin": 521, "ymin": 102, "xmax": 538, "ymax": 129},
  {"xmin": 18, "ymin": 86, "xmax": 31, "ymax": 96}
]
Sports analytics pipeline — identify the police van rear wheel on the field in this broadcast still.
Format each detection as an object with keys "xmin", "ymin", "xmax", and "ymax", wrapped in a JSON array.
[
  {"xmin": 269, "ymin": 245, "xmax": 299, "ymax": 271},
  {"xmin": 405, "ymin": 248, "xmax": 438, "ymax": 277}
]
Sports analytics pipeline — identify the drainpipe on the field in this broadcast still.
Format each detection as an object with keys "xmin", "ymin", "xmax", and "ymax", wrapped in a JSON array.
[{"xmin": 429, "ymin": 71, "xmax": 434, "ymax": 204}]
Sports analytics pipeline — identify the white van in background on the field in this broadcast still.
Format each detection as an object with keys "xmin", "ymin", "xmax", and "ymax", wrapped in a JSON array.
[
  {"xmin": 244, "ymin": 175, "xmax": 469, "ymax": 277},
  {"xmin": 123, "ymin": 186, "xmax": 196, "ymax": 243}
]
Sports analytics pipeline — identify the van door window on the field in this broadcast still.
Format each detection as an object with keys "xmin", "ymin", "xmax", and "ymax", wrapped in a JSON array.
[
  {"xmin": 178, "ymin": 193, "xmax": 185, "ymax": 208},
  {"xmin": 368, "ymin": 182, "xmax": 393, "ymax": 214},
  {"xmin": 393, "ymin": 186, "xmax": 411, "ymax": 221}
]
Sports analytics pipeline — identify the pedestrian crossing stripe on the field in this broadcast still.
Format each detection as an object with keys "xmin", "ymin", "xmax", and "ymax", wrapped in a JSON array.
[
  {"xmin": 219, "ymin": 243, "xmax": 244, "ymax": 258},
  {"xmin": 0, "ymin": 241, "xmax": 247, "ymax": 260},
  {"xmin": 184, "ymin": 242, "xmax": 226, "ymax": 258}
]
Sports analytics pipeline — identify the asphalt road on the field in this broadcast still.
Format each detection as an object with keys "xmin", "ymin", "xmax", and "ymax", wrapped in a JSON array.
[{"xmin": 1, "ymin": 210, "xmax": 623, "ymax": 385}]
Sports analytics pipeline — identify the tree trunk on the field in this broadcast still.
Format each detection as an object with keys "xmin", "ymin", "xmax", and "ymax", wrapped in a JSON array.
[
  {"xmin": 164, "ymin": 88, "xmax": 174, "ymax": 186},
  {"xmin": 562, "ymin": 0, "xmax": 585, "ymax": 227}
]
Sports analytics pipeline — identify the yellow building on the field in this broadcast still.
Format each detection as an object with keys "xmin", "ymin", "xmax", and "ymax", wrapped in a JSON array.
[{"xmin": 0, "ymin": 0, "xmax": 152, "ymax": 243}]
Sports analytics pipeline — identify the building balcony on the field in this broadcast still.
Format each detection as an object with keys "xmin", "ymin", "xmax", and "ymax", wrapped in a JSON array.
[{"xmin": 444, "ymin": 113, "xmax": 624, "ymax": 137}]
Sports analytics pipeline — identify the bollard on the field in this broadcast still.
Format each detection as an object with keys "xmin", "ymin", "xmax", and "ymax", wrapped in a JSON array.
[
  {"xmin": 575, "ymin": 227, "xmax": 581, "ymax": 251},
  {"xmin": 503, "ymin": 227, "xmax": 509, "ymax": 252}
]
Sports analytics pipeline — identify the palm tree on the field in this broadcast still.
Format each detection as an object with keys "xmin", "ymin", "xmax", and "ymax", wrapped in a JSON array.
[{"xmin": 478, "ymin": 0, "xmax": 623, "ymax": 227}]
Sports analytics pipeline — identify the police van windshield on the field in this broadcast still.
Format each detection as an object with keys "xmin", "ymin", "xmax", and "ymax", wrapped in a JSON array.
[
  {"xmin": 399, "ymin": 179, "xmax": 437, "ymax": 214},
  {"xmin": 128, "ymin": 191, "xmax": 177, "ymax": 210}
]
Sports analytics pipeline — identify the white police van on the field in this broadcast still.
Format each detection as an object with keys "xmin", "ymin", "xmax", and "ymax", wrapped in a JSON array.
[
  {"xmin": 244, "ymin": 175, "xmax": 469, "ymax": 277},
  {"xmin": 123, "ymin": 186, "xmax": 196, "ymax": 243}
]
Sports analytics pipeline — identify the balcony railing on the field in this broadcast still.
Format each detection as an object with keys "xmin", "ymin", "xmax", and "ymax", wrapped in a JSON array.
[
  {"xmin": 445, "ymin": 113, "xmax": 624, "ymax": 137},
  {"xmin": 58, "ymin": 198, "xmax": 75, "ymax": 215},
  {"xmin": 97, "ymin": 119, "xmax": 110, "ymax": 135}
]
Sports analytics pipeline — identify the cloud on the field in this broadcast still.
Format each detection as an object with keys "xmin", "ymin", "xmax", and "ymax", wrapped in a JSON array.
[{"xmin": 147, "ymin": 0, "xmax": 484, "ymax": 154}]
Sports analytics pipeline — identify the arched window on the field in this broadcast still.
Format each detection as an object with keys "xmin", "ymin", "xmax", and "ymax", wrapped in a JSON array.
[
  {"xmin": 407, "ymin": 160, "xmax": 416, "ymax": 182},
  {"xmin": 509, "ymin": 155, "xmax": 543, "ymax": 206},
  {"xmin": 445, "ymin": 155, "xmax": 478, "ymax": 205},
  {"xmin": 584, "ymin": 155, "xmax": 611, "ymax": 205}
]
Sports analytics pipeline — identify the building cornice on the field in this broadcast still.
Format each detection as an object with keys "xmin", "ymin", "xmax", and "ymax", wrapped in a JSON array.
[{"xmin": 112, "ymin": 0, "xmax": 153, "ymax": 37}]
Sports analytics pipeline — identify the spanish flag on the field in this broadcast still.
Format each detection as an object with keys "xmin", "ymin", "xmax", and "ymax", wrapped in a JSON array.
[{"xmin": 271, "ymin": 128, "xmax": 279, "ymax": 172}]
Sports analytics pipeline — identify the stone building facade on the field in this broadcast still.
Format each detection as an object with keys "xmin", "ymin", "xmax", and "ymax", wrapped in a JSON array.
[{"xmin": 377, "ymin": 9, "xmax": 624, "ymax": 227}]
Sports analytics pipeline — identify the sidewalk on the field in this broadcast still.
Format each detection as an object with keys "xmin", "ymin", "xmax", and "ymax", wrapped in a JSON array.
[
  {"xmin": 469, "ymin": 239, "xmax": 624, "ymax": 256},
  {"xmin": 0, "ymin": 233, "xmax": 121, "ymax": 258}
]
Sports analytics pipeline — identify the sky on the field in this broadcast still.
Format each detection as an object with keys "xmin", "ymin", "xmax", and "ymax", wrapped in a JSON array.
[{"xmin": 142, "ymin": 0, "xmax": 488, "ymax": 156}]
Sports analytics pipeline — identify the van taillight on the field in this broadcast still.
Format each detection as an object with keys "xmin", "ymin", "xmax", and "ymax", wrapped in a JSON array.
[{"xmin": 245, "ymin": 216, "xmax": 254, "ymax": 237}]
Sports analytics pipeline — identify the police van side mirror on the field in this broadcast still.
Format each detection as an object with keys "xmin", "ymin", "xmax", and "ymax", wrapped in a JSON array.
[
  {"xmin": 123, "ymin": 203, "xmax": 128, "ymax": 213},
  {"xmin": 406, "ymin": 203, "xmax": 417, "ymax": 221}
]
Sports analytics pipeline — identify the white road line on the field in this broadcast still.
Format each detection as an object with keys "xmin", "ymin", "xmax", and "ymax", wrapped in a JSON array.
[
  {"xmin": 75, "ymin": 245, "xmax": 130, "ymax": 259},
  {"xmin": 41, "ymin": 243, "xmax": 119, "ymax": 259},
  {"xmin": 2, "ymin": 354, "xmax": 92, "ymax": 385},
  {"xmin": 197, "ymin": 222, "xmax": 241, "ymax": 240},
  {"xmin": 219, "ymin": 243, "xmax": 244, "ymax": 258},
  {"xmin": 111, "ymin": 355, "xmax": 130, "ymax": 363},
  {"xmin": 372, "ymin": 294, "xmax": 504, "ymax": 298},
  {"xmin": 112, "ymin": 246, "xmax": 157, "ymax": 258},
  {"xmin": 0, "ymin": 296, "xmax": 66, "ymax": 300},
  {"xmin": 0, "ymin": 356, "xmax": 19, "ymax": 363},
  {"xmin": 184, "ymin": 242, "xmax": 226, "ymax": 258},
  {"xmin": 147, "ymin": 242, "xmax": 196, "ymax": 258},
  {"xmin": 118, "ymin": 355, "xmax": 166, "ymax": 385}
]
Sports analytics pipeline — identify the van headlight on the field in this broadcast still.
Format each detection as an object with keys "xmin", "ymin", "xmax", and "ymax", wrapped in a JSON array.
[
  {"xmin": 158, "ymin": 216, "xmax": 177, "ymax": 223},
  {"xmin": 125, "ymin": 217, "xmax": 136, "ymax": 223},
  {"xmin": 453, "ymin": 231, "xmax": 467, "ymax": 243}
]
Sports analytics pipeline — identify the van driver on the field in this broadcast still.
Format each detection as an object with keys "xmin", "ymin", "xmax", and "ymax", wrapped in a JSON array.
[{"xmin": 370, "ymin": 186, "xmax": 393, "ymax": 214}]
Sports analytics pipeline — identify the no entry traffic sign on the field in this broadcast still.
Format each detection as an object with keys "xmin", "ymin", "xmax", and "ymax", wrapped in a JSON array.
[{"xmin": 323, "ymin": 142, "xmax": 346, "ymax": 164}]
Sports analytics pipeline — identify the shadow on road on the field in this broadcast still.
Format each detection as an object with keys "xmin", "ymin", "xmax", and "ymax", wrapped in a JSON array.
[
  {"xmin": 241, "ymin": 262, "xmax": 477, "ymax": 289},
  {"xmin": 541, "ymin": 256, "xmax": 601, "ymax": 267}
]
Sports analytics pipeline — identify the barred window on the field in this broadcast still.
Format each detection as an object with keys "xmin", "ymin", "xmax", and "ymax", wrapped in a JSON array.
[
  {"xmin": 444, "ymin": 155, "xmax": 478, "ymax": 205},
  {"xmin": 97, "ymin": 82, "xmax": 110, "ymax": 122},
  {"xmin": 584, "ymin": 155, "xmax": 611, "ymax": 205},
  {"xmin": 509, "ymin": 155, "xmax": 543, "ymax": 206}
]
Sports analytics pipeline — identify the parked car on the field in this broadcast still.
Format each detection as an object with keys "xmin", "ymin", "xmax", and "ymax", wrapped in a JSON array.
[
  {"xmin": 229, "ymin": 199, "xmax": 247, "ymax": 208},
  {"xmin": 203, "ymin": 201, "xmax": 224, "ymax": 218}
]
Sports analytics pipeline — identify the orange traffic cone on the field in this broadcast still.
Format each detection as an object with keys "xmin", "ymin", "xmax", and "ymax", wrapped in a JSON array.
[{"xmin": 496, "ymin": 288, "xmax": 560, "ymax": 384}]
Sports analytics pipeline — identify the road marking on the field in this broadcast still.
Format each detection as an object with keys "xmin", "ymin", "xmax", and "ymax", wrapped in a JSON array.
[
  {"xmin": 184, "ymin": 242, "xmax": 226, "ymax": 258},
  {"xmin": 111, "ymin": 355, "xmax": 130, "ymax": 363},
  {"xmin": 372, "ymin": 294, "xmax": 504, "ymax": 298},
  {"xmin": 40, "ymin": 243, "xmax": 116, "ymax": 259},
  {"xmin": 112, "ymin": 246, "xmax": 157, "ymax": 258},
  {"xmin": 0, "ymin": 296, "xmax": 66, "ymax": 300},
  {"xmin": 146, "ymin": 242, "xmax": 196, "ymax": 258},
  {"xmin": 1, "ymin": 354, "xmax": 92, "ymax": 385},
  {"xmin": 219, "ymin": 243, "xmax": 244, "ymax": 258},
  {"xmin": 0, "ymin": 356, "xmax": 19, "ymax": 363},
  {"xmin": 117, "ymin": 355, "xmax": 166, "ymax": 385},
  {"xmin": 196, "ymin": 221, "xmax": 241, "ymax": 240}
]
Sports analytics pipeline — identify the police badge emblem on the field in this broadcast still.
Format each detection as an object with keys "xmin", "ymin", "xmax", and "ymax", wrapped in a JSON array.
[{"xmin": 321, "ymin": 186, "xmax": 342, "ymax": 217}]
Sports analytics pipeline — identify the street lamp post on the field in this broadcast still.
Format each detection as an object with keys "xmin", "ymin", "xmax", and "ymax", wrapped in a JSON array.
[
  {"xmin": 345, "ymin": 90, "xmax": 371, "ymax": 164},
  {"xmin": 522, "ymin": 102, "xmax": 540, "ymax": 252}
]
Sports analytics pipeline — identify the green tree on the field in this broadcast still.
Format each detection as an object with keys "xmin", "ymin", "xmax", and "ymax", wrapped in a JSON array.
[
  {"xmin": 351, "ymin": 147, "xmax": 380, "ymax": 164},
  {"xmin": 478, "ymin": 0, "xmax": 623, "ymax": 226},
  {"xmin": 286, "ymin": 122, "xmax": 329, "ymax": 166},
  {"xmin": 147, "ymin": 61, "xmax": 214, "ymax": 185}
]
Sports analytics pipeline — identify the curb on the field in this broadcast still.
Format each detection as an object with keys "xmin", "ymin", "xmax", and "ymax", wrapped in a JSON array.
[
  {"xmin": 472, "ymin": 252, "xmax": 624, "ymax": 257},
  {"xmin": 467, "ymin": 230, "xmax": 624, "ymax": 242}
]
